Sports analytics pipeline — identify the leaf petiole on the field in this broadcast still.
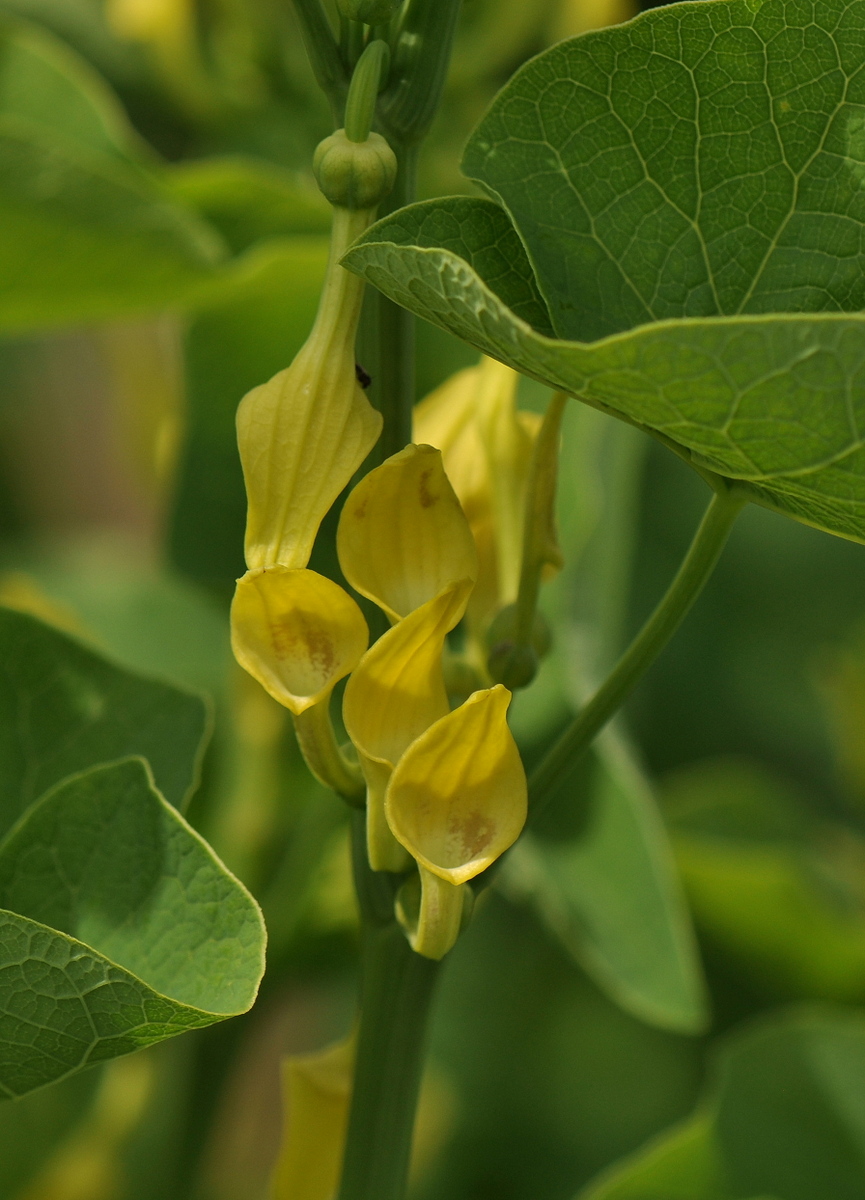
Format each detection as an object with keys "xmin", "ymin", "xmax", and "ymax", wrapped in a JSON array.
[{"xmin": 528, "ymin": 479, "xmax": 746, "ymax": 815}]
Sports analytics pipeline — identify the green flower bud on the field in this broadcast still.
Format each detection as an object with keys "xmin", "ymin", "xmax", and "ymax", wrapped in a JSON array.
[
  {"xmin": 485, "ymin": 603, "xmax": 552, "ymax": 689},
  {"xmin": 313, "ymin": 129, "xmax": 397, "ymax": 211},
  {"xmin": 487, "ymin": 642, "xmax": 538, "ymax": 691},
  {"xmin": 338, "ymin": 0, "xmax": 402, "ymax": 24}
]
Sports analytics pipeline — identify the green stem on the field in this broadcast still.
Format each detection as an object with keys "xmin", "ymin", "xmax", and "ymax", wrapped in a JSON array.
[
  {"xmin": 291, "ymin": 0, "xmax": 348, "ymax": 120},
  {"xmin": 528, "ymin": 482, "xmax": 746, "ymax": 814},
  {"xmin": 358, "ymin": 142, "xmax": 418, "ymax": 465},
  {"xmin": 293, "ymin": 696, "xmax": 365, "ymax": 803},
  {"xmin": 338, "ymin": 815, "xmax": 441, "ymax": 1200}
]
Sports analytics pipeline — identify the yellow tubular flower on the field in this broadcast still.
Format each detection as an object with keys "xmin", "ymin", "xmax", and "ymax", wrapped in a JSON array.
[
  {"xmin": 270, "ymin": 1036, "xmax": 354, "ymax": 1200},
  {"xmin": 386, "ymin": 685, "xmax": 527, "ymax": 959},
  {"xmin": 231, "ymin": 566, "xmax": 368, "ymax": 715},
  {"xmin": 343, "ymin": 580, "xmax": 473, "ymax": 871},
  {"xmin": 414, "ymin": 356, "xmax": 540, "ymax": 633},
  {"xmin": 386, "ymin": 686, "xmax": 526, "ymax": 884},
  {"xmin": 237, "ymin": 206, "xmax": 383, "ymax": 571},
  {"xmin": 337, "ymin": 444, "xmax": 478, "ymax": 623}
]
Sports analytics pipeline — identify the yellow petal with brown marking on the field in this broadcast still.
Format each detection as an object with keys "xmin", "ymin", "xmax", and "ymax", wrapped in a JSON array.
[
  {"xmin": 385, "ymin": 685, "xmax": 527, "ymax": 885},
  {"xmin": 337, "ymin": 444, "xmax": 477, "ymax": 623},
  {"xmin": 231, "ymin": 567, "xmax": 368, "ymax": 715}
]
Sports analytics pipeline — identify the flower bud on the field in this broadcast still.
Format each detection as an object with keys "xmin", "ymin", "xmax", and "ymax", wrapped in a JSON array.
[
  {"xmin": 337, "ymin": 0, "xmax": 402, "ymax": 23},
  {"xmin": 485, "ymin": 603, "xmax": 551, "ymax": 689},
  {"xmin": 313, "ymin": 129, "xmax": 397, "ymax": 211}
]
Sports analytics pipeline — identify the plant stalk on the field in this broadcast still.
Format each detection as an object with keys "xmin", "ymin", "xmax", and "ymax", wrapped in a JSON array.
[
  {"xmin": 528, "ymin": 482, "xmax": 746, "ymax": 814},
  {"xmin": 338, "ymin": 815, "xmax": 441, "ymax": 1200}
]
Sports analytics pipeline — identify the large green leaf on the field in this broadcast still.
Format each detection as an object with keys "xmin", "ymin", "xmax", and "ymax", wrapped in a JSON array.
[
  {"xmin": 344, "ymin": 202, "xmax": 865, "ymax": 543},
  {"xmin": 504, "ymin": 732, "xmax": 708, "ymax": 1034},
  {"xmin": 0, "ymin": 16, "xmax": 232, "ymax": 330},
  {"xmin": 0, "ymin": 15, "xmax": 146, "ymax": 160},
  {"xmin": 579, "ymin": 1007, "xmax": 865, "ymax": 1200},
  {"xmin": 463, "ymin": 0, "xmax": 865, "ymax": 342},
  {"xmin": 578, "ymin": 1111, "xmax": 727, "ymax": 1200},
  {"xmin": 0, "ymin": 757, "xmax": 265, "ymax": 1099},
  {"xmin": 664, "ymin": 757, "xmax": 865, "ymax": 1001},
  {"xmin": 165, "ymin": 157, "xmax": 331, "ymax": 254},
  {"xmin": 0, "ymin": 607, "xmax": 209, "ymax": 835},
  {"xmin": 717, "ymin": 1010, "xmax": 865, "ymax": 1200},
  {"xmin": 0, "ymin": 114, "xmax": 227, "ymax": 330}
]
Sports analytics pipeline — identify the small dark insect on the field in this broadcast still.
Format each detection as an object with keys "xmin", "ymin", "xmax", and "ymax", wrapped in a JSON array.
[{"xmin": 355, "ymin": 362, "xmax": 372, "ymax": 389}]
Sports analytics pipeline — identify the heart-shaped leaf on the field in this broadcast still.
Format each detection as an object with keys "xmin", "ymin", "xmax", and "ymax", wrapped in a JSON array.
[
  {"xmin": 0, "ymin": 757, "xmax": 265, "ymax": 1099},
  {"xmin": 344, "ymin": 202, "xmax": 865, "ymax": 543},
  {"xmin": 578, "ymin": 1007, "xmax": 865, "ymax": 1200},
  {"xmin": 503, "ymin": 731, "xmax": 708, "ymax": 1034},
  {"xmin": 0, "ymin": 607, "xmax": 209, "ymax": 837},
  {"xmin": 463, "ymin": 0, "xmax": 865, "ymax": 342}
]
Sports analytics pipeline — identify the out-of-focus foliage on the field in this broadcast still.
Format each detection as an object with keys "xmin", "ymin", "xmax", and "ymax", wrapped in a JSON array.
[{"xmin": 3, "ymin": 0, "xmax": 865, "ymax": 1198}]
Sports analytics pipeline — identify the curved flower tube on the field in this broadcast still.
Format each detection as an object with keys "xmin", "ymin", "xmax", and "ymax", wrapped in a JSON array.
[{"xmin": 237, "ymin": 207, "xmax": 383, "ymax": 571}]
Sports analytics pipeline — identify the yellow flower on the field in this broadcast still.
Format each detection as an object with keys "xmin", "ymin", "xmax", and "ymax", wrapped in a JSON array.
[
  {"xmin": 237, "ymin": 207, "xmax": 382, "ymax": 571},
  {"xmin": 343, "ymin": 580, "xmax": 472, "ymax": 871},
  {"xmin": 386, "ymin": 685, "xmax": 526, "ymax": 883},
  {"xmin": 387, "ymin": 685, "xmax": 527, "ymax": 958},
  {"xmin": 337, "ymin": 443, "xmax": 478, "ymax": 623},
  {"xmin": 414, "ymin": 356, "xmax": 541, "ymax": 633},
  {"xmin": 270, "ymin": 1035, "xmax": 354, "ymax": 1200},
  {"xmin": 231, "ymin": 566, "xmax": 368, "ymax": 716},
  {"xmin": 106, "ymin": 0, "xmax": 192, "ymax": 43}
]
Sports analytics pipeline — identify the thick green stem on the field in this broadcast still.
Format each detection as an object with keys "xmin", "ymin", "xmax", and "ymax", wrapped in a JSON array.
[
  {"xmin": 338, "ymin": 815, "xmax": 440, "ymax": 1200},
  {"xmin": 528, "ymin": 482, "xmax": 746, "ymax": 814}
]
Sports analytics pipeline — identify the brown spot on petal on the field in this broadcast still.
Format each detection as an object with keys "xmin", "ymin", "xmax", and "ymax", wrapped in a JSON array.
[
  {"xmin": 354, "ymin": 496, "xmax": 368, "ymax": 520},
  {"xmin": 449, "ymin": 811, "xmax": 494, "ymax": 861},
  {"xmin": 418, "ymin": 468, "xmax": 439, "ymax": 508},
  {"xmin": 271, "ymin": 613, "xmax": 336, "ymax": 680}
]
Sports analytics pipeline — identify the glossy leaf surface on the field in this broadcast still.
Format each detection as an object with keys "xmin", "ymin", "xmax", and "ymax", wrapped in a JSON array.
[
  {"xmin": 0, "ymin": 758, "xmax": 265, "ymax": 1099},
  {"xmin": 345, "ymin": 201, "xmax": 865, "ymax": 544}
]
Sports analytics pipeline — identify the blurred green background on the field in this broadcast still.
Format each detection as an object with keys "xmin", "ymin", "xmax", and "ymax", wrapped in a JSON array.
[{"xmin": 2, "ymin": 1, "xmax": 865, "ymax": 1198}]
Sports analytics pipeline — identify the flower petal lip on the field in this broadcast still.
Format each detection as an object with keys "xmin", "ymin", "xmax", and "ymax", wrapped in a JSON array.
[
  {"xmin": 337, "ymin": 444, "xmax": 478, "ymax": 623},
  {"xmin": 342, "ymin": 577, "xmax": 473, "ymax": 769},
  {"xmin": 385, "ymin": 685, "xmax": 527, "ymax": 885},
  {"xmin": 231, "ymin": 567, "xmax": 369, "ymax": 715}
]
